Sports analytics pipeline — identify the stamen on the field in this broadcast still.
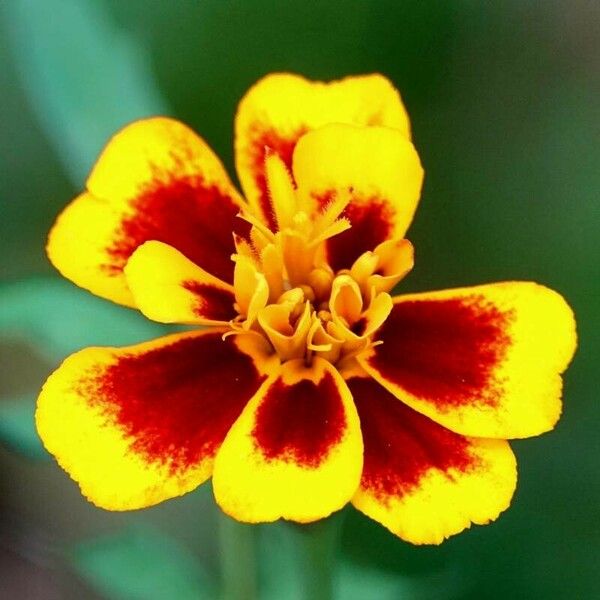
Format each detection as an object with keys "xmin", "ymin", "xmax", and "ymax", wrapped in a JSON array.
[
  {"xmin": 236, "ymin": 210, "xmax": 276, "ymax": 241},
  {"xmin": 265, "ymin": 151, "xmax": 296, "ymax": 230},
  {"xmin": 308, "ymin": 267, "xmax": 333, "ymax": 302},
  {"xmin": 227, "ymin": 186, "xmax": 403, "ymax": 367},
  {"xmin": 306, "ymin": 319, "xmax": 333, "ymax": 352},
  {"xmin": 308, "ymin": 217, "xmax": 351, "ymax": 248},
  {"xmin": 312, "ymin": 188, "xmax": 352, "ymax": 236}
]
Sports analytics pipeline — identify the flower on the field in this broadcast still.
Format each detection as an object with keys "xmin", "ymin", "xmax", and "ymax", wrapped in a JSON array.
[{"xmin": 37, "ymin": 73, "xmax": 576, "ymax": 545}]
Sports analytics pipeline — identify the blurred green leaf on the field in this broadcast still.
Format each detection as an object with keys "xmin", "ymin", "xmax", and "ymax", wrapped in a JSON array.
[
  {"xmin": 70, "ymin": 525, "xmax": 213, "ymax": 600},
  {"xmin": 337, "ymin": 562, "xmax": 411, "ymax": 600},
  {"xmin": 0, "ymin": 395, "xmax": 47, "ymax": 460},
  {"xmin": 4, "ymin": 0, "xmax": 169, "ymax": 184},
  {"xmin": 0, "ymin": 278, "xmax": 167, "ymax": 362},
  {"xmin": 338, "ymin": 560, "xmax": 463, "ymax": 600}
]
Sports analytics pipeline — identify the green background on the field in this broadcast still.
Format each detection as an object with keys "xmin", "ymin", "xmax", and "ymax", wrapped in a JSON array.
[{"xmin": 0, "ymin": 1, "xmax": 598, "ymax": 598}]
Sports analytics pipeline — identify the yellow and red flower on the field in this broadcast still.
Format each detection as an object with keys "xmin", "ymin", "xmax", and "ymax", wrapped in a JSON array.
[{"xmin": 37, "ymin": 73, "xmax": 576, "ymax": 544}]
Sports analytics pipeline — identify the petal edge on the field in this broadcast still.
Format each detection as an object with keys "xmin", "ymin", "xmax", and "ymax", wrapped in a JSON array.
[
  {"xmin": 213, "ymin": 358, "xmax": 363, "ymax": 523},
  {"xmin": 349, "ymin": 376, "xmax": 517, "ymax": 545},
  {"xmin": 359, "ymin": 282, "xmax": 577, "ymax": 439},
  {"xmin": 36, "ymin": 330, "xmax": 275, "ymax": 510}
]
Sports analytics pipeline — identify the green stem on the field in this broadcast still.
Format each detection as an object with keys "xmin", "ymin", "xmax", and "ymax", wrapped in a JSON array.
[
  {"xmin": 291, "ymin": 510, "xmax": 346, "ymax": 600},
  {"xmin": 218, "ymin": 512, "xmax": 257, "ymax": 600}
]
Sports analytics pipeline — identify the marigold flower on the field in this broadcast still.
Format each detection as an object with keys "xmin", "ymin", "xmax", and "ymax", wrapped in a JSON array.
[{"xmin": 37, "ymin": 73, "xmax": 576, "ymax": 544}]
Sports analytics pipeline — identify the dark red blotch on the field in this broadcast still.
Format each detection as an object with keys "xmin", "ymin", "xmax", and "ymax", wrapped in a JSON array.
[
  {"xmin": 106, "ymin": 174, "xmax": 250, "ymax": 284},
  {"xmin": 85, "ymin": 332, "xmax": 264, "ymax": 473},
  {"xmin": 182, "ymin": 280, "xmax": 237, "ymax": 321},
  {"xmin": 252, "ymin": 371, "xmax": 346, "ymax": 468},
  {"xmin": 349, "ymin": 377, "xmax": 474, "ymax": 500},
  {"xmin": 321, "ymin": 193, "xmax": 394, "ymax": 272},
  {"xmin": 350, "ymin": 317, "xmax": 368, "ymax": 337},
  {"xmin": 370, "ymin": 297, "xmax": 512, "ymax": 408}
]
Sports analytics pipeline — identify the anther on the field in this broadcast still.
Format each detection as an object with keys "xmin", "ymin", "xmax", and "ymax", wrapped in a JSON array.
[
  {"xmin": 307, "ymin": 267, "xmax": 333, "ymax": 302},
  {"xmin": 299, "ymin": 285, "xmax": 315, "ymax": 302}
]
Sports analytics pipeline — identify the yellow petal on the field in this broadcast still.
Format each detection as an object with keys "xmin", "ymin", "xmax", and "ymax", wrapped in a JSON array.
[
  {"xmin": 125, "ymin": 241, "xmax": 236, "ymax": 325},
  {"xmin": 359, "ymin": 282, "xmax": 577, "ymax": 439},
  {"xmin": 235, "ymin": 73, "xmax": 410, "ymax": 231},
  {"xmin": 48, "ymin": 117, "xmax": 247, "ymax": 306},
  {"xmin": 329, "ymin": 275, "xmax": 363, "ymax": 327},
  {"xmin": 36, "ymin": 330, "xmax": 276, "ymax": 510},
  {"xmin": 308, "ymin": 319, "xmax": 344, "ymax": 364},
  {"xmin": 349, "ymin": 251, "xmax": 379, "ymax": 289},
  {"xmin": 357, "ymin": 292, "xmax": 393, "ymax": 338},
  {"xmin": 367, "ymin": 238, "xmax": 414, "ymax": 297},
  {"xmin": 260, "ymin": 243, "xmax": 286, "ymax": 302},
  {"xmin": 213, "ymin": 358, "xmax": 363, "ymax": 523},
  {"xmin": 281, "ymin": 230, "xmax": 317, "ymax": 288},
  {"xmin": 258, "ymin": 300, "xmax": 312, "ymax": 362},
  {"xmin": 293, "ymin": 124, "xmax": 424, "ymax": 271},
  {"xmin": 265, "ymin": 151, "xmax": 297, "ymax": 230},
  {"xmin": 233, "ymin": 255, "xmax": 269, "ymax": 328},
  {"xmin": 348, "ymin": 376, "xmax": 516, "ymax": 545}
]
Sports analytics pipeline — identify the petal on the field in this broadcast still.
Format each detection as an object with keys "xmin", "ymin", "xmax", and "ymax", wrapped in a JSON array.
[
  {"xmin": 264, "ymin": 151, "xmax": 297, "ymax": 231},
  {"xmin": 48, "ymin": 117, "xmax": 249, "ymax": 306},
  {"xmin": 233, "ymin": 255, "xmax": 270, "ymax": 329},
  {"xmin": 213, "ymin": 358, "xmax": 363, "ymax": 523},
  {"xmin": 36, "ymin": 330, "xmax": 276, "ymax": 510},
  {"xmin": 235, "ymin": 73, "xmax": 411, "ymax": 231},
  {"xmin": 293, "ymin": 124, "xmax": 424, "ymax": 271},
  {"xmin": 359, "ymin": 282, "xmax": 577, "ymax": 439},
  {"xmin": 366, "ymin": 238, "xmax": 415, "ymax": 296},
  {"xmin": 125, "ymin": 241, "xmax": 236, "ymax": 325},
  {"xmin": 329, "ymin": 275, "xmax": 363, "ymax": 326},
  {"xmin": 348, "ymin": 376, "xmax": 516, "ymax": 545},
  {"xmin": 257, "ymin": 300, "xmax": 312, "ymax": 362}
]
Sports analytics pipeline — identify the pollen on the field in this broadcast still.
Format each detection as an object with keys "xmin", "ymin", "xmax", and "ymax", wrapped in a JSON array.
[{"xmin": 227, "ymin": 153, "xmax": 414, "ymax": 367}]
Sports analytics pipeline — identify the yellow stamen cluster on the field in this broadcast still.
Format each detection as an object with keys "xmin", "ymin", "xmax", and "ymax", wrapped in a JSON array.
[{"xmin": 227, "ymin": 154, "xmax": 414, "ymax": 366}]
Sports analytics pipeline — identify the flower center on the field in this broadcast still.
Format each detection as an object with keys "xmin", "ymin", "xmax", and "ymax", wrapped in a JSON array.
[{"xmin": 227, "ymin": 153, "xmax": 413, "ymax": 367}]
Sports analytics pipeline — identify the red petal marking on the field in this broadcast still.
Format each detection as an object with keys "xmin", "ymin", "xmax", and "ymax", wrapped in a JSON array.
[
  {"xmin": 322, "ymin": 194, "xmax": 395, "ymax": 272},
  {"xmin": 351, "ymin": 317, "xmax": 368, "ymax": 336},
  {"xmin": 348, "ymin": 377, "xmax": 474, "ymax": 501},
  {"xmin": 105, "ymin": 174, "xmax": 251, "ymax": 284},
  {"xmin": 248, "ymin": 126, "xmax": 306, "ymax": 232},
  {"xmin": 81, "ymin": 332, "xmax": 265, "ymax": 473},
  {"xmin": 369, "ymin": 297, "xmax": 513, "ymax": 409},
  {"xmin": 181, "ymin": 280, "xmax": 237, "ymax": 321},
  {"xmin": 252, "ymin": 371, "xmax": 346, "ymax": 467}
]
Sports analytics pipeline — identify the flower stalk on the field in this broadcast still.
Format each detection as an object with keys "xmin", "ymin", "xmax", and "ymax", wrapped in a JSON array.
[
  {"xmin": 218, "ymin": 512, "xmax": 257, "ymax": 600},
  {"xmin": 291, "ymin": 510, "xmax": 346, "ymax": 600}
]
